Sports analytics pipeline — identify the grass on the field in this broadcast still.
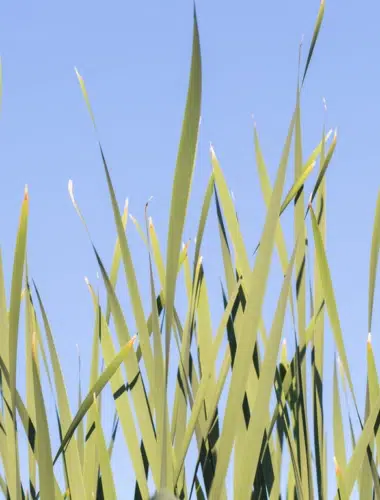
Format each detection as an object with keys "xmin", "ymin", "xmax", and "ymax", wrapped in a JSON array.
[{"xmin": 0, "ymin": 1, "xmax": 379, "ymax": 498}]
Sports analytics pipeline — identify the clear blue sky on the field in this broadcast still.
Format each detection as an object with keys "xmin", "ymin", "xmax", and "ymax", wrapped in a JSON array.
[{"xmin": 0, "ymin": 0, "xmax": 378, "ymax": 497}]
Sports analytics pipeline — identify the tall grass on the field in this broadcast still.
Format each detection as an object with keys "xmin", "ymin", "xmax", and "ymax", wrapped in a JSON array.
[{"xmin": 0, "ymin": 1, "xmax": 379, "ymax": 498}]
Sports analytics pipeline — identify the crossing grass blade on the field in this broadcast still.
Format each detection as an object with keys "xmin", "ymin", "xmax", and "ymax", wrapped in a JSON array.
[
  {"xmin": 86, "ymin": 278, "xmax": 150, "ymax": 499},
  {"xmin": 209, "ymin": 109, "xmax": 295, "ymax": 499},
  {"xmin": 236, "ymin": 246, "xmax": 297, "ymax": 497},
  {"xmin": 193, "ymin": 172, "xmax": 214, "ymax": 277},
  {"xmin": 306, "ymin": 130, "xmax": 337, "ymax": 216},
  {"xmin": 53, "ymin": 336, "xmax": 137, "ymax": 465},
  {"xmin": 211, "ymin": 146, "xmax": 251, "ymax": 279},
  {"xmin": 106, "ymin": 198, "xmax": 129, "ymax": 324},
  {"xmin": 336, "ymin": 393, "xmax": 380, "ymax": 498},
  {"xmin": 92, "ymin": 394, "xmax": 117, "ymax": 500},
  {"xmin": 33, "ymin": 282, "xmax": 87, "ymax": 499}
]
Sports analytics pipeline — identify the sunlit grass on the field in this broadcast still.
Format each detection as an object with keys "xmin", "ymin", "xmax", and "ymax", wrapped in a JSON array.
[{"xmin": 0, "ymin": 1, "xmax": 379, "ymax": 499}]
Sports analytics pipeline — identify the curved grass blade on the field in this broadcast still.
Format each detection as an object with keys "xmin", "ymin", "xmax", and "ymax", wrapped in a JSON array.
[
  {"xmin": 368, "ymin": 190, "xmax": 380, "ymax": 334},
  {"xmin": 302, "ymin": 0, "xmax": 325, "ymax": 85},
  {"xmin": 193, "ymin": 173, "xmax": 214, "ymax": 278},
  {"xmin": 74, "ymin": 79, "xmax": 156, "ymax": 394},
  {"xmin": 310, "ymin": 206, "xmax": 355, "ymax": 399},
  {"xmin": 211, "ymin": 146, "xmax": 250, "ymax": 279},
  {"xmin": 164, "ymin": 3, "xmax": 202, "ymax": 384},
  {"xmin": 306, "ymin": 130, "xmax": 337, "ymax": 216},
  {"xmin": 53, "ymin": 336, "xmax": 136, "ymax": 465},
  {"xmin": 280, "ymin": 159, "xmax": 315, "ymax": 216}
]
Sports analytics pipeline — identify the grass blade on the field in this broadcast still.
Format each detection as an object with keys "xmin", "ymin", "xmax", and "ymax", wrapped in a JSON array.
[
  {"xmin": 53, "ymin": 336, "xmax": 136, "ymax": 465},
  {"xmin": 302, "ymin": 0, "xmax": 325, "ymax": 85},
  {"xmin": 209, "ymin": 109, "xmax": 295, "ymax": 499},
  {"xmin": 368, "ymin": 190, "xmax": 380, "ymax": 334}
]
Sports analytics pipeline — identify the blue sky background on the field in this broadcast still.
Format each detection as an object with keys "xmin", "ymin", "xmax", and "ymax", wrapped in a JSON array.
[{"xmin": 0, "ymin": 0, "xmax": 378, "ymax": 497}]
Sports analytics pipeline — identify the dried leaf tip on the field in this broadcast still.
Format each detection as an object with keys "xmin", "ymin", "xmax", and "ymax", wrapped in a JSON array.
[
  {"xmin": 124, "ymin": 198, "xmax": 129, "ymax": 211},
  {"xmin": 74, "ymin": 67, "xmax": 82, "ymax": 80},
  {"xmin": 68, "ymin": 179, "xmax": 75, "ymax": 205},
  {"xmin": 24, "ymin": 184, "xmax": 29, "ymax": 201},
  {"xmin": 322, "ymin": 97, "xmax": 327, "ymax": 112},
  {"xmin": 368, "ymin": 332, "xmax": 372, "ymax": 345},
  {"xmin": 145, "ymin": 195, "xmax": 154, "ymax": 209},
  {"xmin": 209, "ymin": 143, "xmax": 216, "ymax": 157},
  {"xmin": 282, "ymin": 338, "xmax": 287, "ymax": 347},
  {"xmin": 129, "ymin": 214, "xmax": 136, "ymax": 224},
  {"xmin": 84, "ymin": 276, "xmax": 90, "ymax": 286},
  {"xmin": 333, "ymin": 456, "xmax": 341, "ymax": 476}
]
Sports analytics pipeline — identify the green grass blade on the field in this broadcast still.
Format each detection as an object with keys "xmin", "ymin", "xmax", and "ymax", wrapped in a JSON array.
[
  {"xmin": 68, "ymin": 180, "xmax": 159, "ymax": 486},
  {"xmin": 333, "ymin": 357, "xmax": 347, "ymax": 471},
  {"xmin": 92, "ymin": 395, "xmax": 117, "ymax": 500},
  {"xmin": 24, "ymin": 276, "xmax": 37, "ymax": 497},
  {"xmin": 280, "ymin": 159, "xmax": 315, "ymax": 216},
  {"xmin": 211, "ymin": 147, "xmax": 251, "ymax": 279},
  {"xmin": 310, "ymin": 206, "xmax": 355, "ymax": 399},
  {"xmin": 209, "ymin": 110, "xmax": 295, "ymax": 499},
  {"xmin": 164, "ymin": 4, "xmax": 202, "ymax": 385},
  {"xmin": 33, "ymin": 282, "xmax": 86, "ymax": 499},
  {"xmin": 83, "ymin": 288, "xmax": 101, "ymax": 499},
  {"xmin": 8, "ymin": 187, "xmax": 29, "ymax": 500},
  {"xmin": 86, "ymin": 279, "xmax": 150, "ymax": 498},
  {"xmin": 302, "ymin": 0, "xmax": 325, "ymax": 85},
  {"xmin": 106, "ymin": 198, "xmax": 129, "ymax": 324},
  {"xmin": 147, "ymin": 238, "xmax": 172, "ymax": 491},
  {"xmin": 53, "ymin": 336, "xmax": 136, "ymax": 465},
  {"xmin": 336, "ymin": 393, "xmax": 380, "ymax": 498},
  {"xmin": 193, "ymin": 173, "xmax": 214, "ymax": 276},
  {"xmin": 306, "ymin": 130, "xmax": 337, "ymax": 215},
  {"xmin": 237, "ymin": 246, "xmax": 296, "ymax": 497},
  {"xmin": 76, "ymin": 346, "xmax": 84, "ymax": 469},
  {"xmin": 368, "ymin": 190, "xmax": 380, "ymax": 334},
  {"xmin": 31, "ymin": 334, "xmax": 57, "ymax": 500},
  {"xmin": 312, "ymin": 121, "xmax": 327, "ymax": 500}
]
